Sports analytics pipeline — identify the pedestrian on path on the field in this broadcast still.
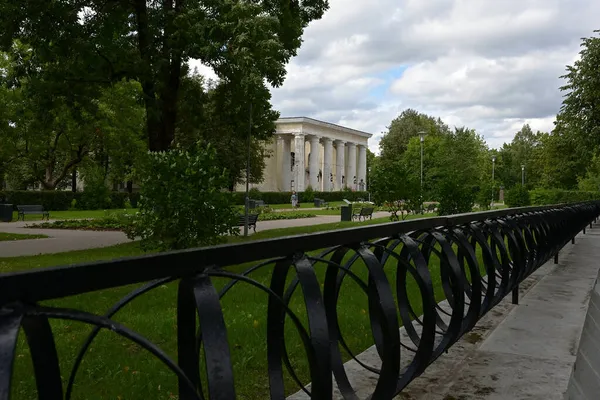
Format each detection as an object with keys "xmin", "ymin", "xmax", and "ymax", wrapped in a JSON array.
[{"xmin": 291, "ymin": 191, "xmax": 298, "ymax": 208}]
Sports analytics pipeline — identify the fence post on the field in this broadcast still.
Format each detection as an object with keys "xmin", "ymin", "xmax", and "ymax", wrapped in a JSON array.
[
  {"xmin": 512, "ymin": 285, "xmax": 519, "ymax": 305},
  {"xmin": 583, "ymin": 227, "xmax": 586, "ymax": 234},
  {"xmin": 554, "ymin": 253, "xmax": 559, "ymax": 264},
  {"xmin": 572, "ymin": 237, "xmax": 575, "ymax": 244}
]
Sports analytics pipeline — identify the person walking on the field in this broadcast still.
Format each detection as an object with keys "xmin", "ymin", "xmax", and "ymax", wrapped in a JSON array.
[{"xmin": 291, "ymin": 191, "xmax": 298, "ymax": 208}]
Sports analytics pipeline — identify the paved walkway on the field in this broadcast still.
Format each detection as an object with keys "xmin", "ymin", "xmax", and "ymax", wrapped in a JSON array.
[
  {"xmin": 288, "ymin": 227, "xmax": 600, "ymax": 400},
  {"xmin": 254, "ymin": 211, "xmax": 390, "ymax": 232},
  {"xmin": 0, "ymin": 211, "xmax": 393, "ymax": 257},
  {"xmin": 0, "ymin": 220, "xmax": 130, "ymax": 257}
]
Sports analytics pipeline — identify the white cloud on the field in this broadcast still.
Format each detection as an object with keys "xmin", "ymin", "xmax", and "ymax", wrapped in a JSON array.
[{"xmin": 190, "ymin": 0, "xmax": 600, "ymax": 153}]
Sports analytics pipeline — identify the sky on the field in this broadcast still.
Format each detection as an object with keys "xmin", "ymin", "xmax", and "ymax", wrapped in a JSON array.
[{"xmin": 191, "ymin": 0, "xmax": 600, "ymax": 154}]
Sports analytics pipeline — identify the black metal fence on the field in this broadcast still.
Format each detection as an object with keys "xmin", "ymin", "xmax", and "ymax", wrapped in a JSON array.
[{"xmin": 1, "ymin": 202, "xmax": 599, "ymax": 399}]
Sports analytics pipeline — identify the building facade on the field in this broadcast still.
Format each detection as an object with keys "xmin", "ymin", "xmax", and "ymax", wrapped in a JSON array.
[{"xmin": 237, "ymin": 117, "xmax": 372, "ymax": 192}]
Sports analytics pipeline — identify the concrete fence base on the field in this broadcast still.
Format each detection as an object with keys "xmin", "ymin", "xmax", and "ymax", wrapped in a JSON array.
[{"xmin": 565, "ymin": 272, "xmax": 600, "ymax": 399}]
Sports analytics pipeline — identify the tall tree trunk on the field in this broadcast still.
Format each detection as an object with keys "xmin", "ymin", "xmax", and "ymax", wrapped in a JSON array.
[{"xmin": 71, "ymin": 168, "xmax": 77, "ymax": 192}]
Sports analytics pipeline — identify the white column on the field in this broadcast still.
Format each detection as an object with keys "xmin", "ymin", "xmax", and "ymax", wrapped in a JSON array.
[
  {"xmin": 308, "ymin": 136, "xmax": 320, "ymax": 190},
  {"xmin": 347, "ymin": 142, "xmax": 357, "ymax": 190},
  {"xmin": 357, "ymin": 144, "xmax": 367, "ymax": 191},
  {"xmin": 322, "ymin": 138, "xmax": 334, "ymax": 192},
  {"xmin": 294, "ymin": 134, "xmax": 305, "ymax": 191},
  {"xmin": 335, "ymin": 141, "xmax": 345, "ymax": 190},
  {"xmin": 281, "ymin": 136, "xmax": 291, "ymax": 191}
]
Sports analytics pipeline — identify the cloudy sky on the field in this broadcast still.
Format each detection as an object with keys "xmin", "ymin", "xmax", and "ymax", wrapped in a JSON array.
[{"xmin": 193, "ymin": 0, "xmax": 600, "ymax": 153}]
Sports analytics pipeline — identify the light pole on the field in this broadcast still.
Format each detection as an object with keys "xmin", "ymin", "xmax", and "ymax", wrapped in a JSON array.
[
  {"xmin": 521, "ymin": 164, "xmax": 525, "ymax": 187},
  {"xmin": 419, "ymin": 131, "xmax": 426, "ymax": 213},
  {"xmin": 491, "ymin": 156, "xmax": 496, "ymax": 207},
  {"xmin": 244, "ymin": 103, "xmax": 253, "ymax": 237}
]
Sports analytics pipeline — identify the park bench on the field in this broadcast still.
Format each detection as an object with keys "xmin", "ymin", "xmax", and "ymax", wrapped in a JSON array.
[
  {"xmin": 249, "ymin": 199, "xmax": 268, "ymax": 209},
  {"xmin": 17, "ymin": 205, "xmax": 50, "ymax": 221},
  {"xmin": 352, "ymin": 206, "xmax": 374, "ymax": 222},
  {"xmin": 238, "ymin": 214, "xmax": 259, "ymax": 232},
  {"xmin": 313, "ymin": 197, "xmax": 328, "ymax": 207}
]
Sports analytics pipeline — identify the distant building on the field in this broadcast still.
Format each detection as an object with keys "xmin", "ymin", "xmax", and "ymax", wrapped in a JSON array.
[{"xmin": 237, "ymin": 117, "xmax": 372, "ymax": 192}]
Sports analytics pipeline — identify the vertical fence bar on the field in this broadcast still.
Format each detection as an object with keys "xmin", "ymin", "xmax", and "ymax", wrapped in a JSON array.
[{"xmin": 512, "ymin": 285, "xmax": 519, "ymax": 305}]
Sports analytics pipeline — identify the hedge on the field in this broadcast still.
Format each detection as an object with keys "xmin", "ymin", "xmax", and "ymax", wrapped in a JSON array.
[
  {"xmin": 233, "ymin": 190, "xmax": 370, "ymax": 205},
  {"xmin": 0, "ymin": 190, "xmax": 141, "ymax": 211},
  {"xmin": 529, "ymin": 189, "xmax": 600, "ymax": 206}
]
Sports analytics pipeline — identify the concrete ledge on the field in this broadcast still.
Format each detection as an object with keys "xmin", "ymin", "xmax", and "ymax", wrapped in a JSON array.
[{"xmin": 565, "ymin": 259, "xmax": 600, "ymax": 399}]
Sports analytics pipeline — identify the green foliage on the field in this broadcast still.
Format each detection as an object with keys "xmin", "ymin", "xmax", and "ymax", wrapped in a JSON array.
[
  {"xmin": 529, "ymin": 189, "xmax": 600, "ymax": 205},
  {"xmin": 78, "ymin": 166, "xmax": 112, "ymax": 210},
  {"xmin": 125, "ymin": 145, "xmax": 238, "ymax": 251},
  {"xmin": 379, "ymin": 108, "xmax": 450, "ymax": 161},
  {"xmin": 27, "ymin": 214, "xmax": 134, "ymax": 231},
  {"xmin": 0, "ymin": 190, "xmax": 138, "ymax": 211},
  {"xmin": 302, "ymin": 185, "xmax": 315, "ymax": 202},
  {"xmin": 430, "ymin": 128, "xmax": 485, "ymax": 215},
  {"xmin": 0, "ymin": 1, "xmax": 329, "ymax": 151},
  {"xmin": 475, "ymin": 181, "xmax": 493, "ymax": 211},
  {"xmin": 257, "ymin": 212, "xmax": 316, "ymax": 221},
  {"xmin": 0, "ymin": 190, "xmax": 76, "ymax": 211},
  {"xmin": 369, "ymin": 159, "xmax": 419, "ymax": 220},
  {"xmin": 558, "ymin": 30, "xmax": 600, "ymax": 152},
  {"xmin": 436, "ymin": 180, "xmax": 477, "ymax": 216},
  {"xmin": 174, "ymin": 75, "xmax": 276, "ymax": 188},
  {"xmin": 505, "ymin": 186, "xmax": 531, "ymax": 208},
  {"xmin": 226, "ymin": 191, "xmax": 370, "ymax": 205},
  {"xmin": 248, "ymin": 187, "xmax": 262, "ymax": 199}
]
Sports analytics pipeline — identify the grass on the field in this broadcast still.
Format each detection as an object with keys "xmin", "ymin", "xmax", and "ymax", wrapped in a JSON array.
[
  {"xmin": 0, "ymin": 232, "xmax": 48, "ymax": 241},
  {"xmin": 3, "ymin": 212, "xmax": 460, "ymax": 400},
  {"xmin": 11, "ymin": 209, "xmax": 137, "ymax": 222}
]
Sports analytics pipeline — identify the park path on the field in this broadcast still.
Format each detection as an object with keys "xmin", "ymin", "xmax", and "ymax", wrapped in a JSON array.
[
  {"xmin": 0, "ymin": 220, "xmax": 131, "ymax": 258},
  {"xmin": 0, "ymin": 211, "xmax": 391, "ymax": 257}
]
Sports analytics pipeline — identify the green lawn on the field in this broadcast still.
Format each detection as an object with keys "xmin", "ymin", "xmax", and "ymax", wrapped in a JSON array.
[
  {"xmin": 12, "ymin": 209, "xmax": 137, "ymax": 222},
  {"xmin": 2, "ymin": 212, "xmax": 458, "ymax": 400},
  {"xmin": 0, "ymin": 232, "xmax": 48, "ymax": 241}
]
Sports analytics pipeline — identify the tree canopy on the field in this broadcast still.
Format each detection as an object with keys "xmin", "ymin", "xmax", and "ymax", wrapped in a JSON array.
[{"xmin": 0, "ymin": 0, "xmax": 329, "ymax": 151}]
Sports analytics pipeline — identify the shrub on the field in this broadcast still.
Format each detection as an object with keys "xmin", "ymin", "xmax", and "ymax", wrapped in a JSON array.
[
  {"xmin": 505, "ymin": 186, "xmax": 531, "ymax": 208},
  {"xmin": 77, "ymin": 167, "xmax": 112, "ymax": 210},
  {"xmin": 436, "ymin": 181, "xmax": 476, "ymax": 216},
  {"xmin": 529, "ymin": 189, "xmax": 600, "ymax": 205},
  {"xmin": 302, "ymin": 185, "xmax": 315, "ymax": 202},
  {"xmin": 0, "ymin": 190, "xmax": 78, "ymax": 211},
  {"xmin": 125, "ymin": 145, "xmax": 238, "ymax": 251},
  {"xmin": 225, "ymin": 190, "xmax": 370, "ymax": 205},
  {"xmin": 248, "ymin": 187, "xmax": 262, "ymax": 200},
  {"xmin": 258, "ymin": 212, "xmax": 316, "ymax": 221},
  {"xmin": 27, "ymin": 213, "xmax": 134, "ymax": 231},
  {"xmin": 0, "ymin": 190, "xmax": 140, "ymax": 211}
]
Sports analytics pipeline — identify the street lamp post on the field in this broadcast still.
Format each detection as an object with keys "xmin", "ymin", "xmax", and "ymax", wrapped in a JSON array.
[
  {"xmin": 521, "ymin": 164, "xmax": 525, "ymax": 187},
  {"xmin": 491, "ymin": 156, "xmax": 496, "ymax": 207},
  {"xmin": 244, "ymin": 103, "xmax": 253, "ymax": 237},
  {"xmin": 419, "ymin": 131, "xmax": 426, "ymax": 213}
]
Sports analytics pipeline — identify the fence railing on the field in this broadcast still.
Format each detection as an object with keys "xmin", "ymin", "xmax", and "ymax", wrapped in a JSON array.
[{"xmin": 1, "ymin": 202, "xmax": 599, "ymax": 399}]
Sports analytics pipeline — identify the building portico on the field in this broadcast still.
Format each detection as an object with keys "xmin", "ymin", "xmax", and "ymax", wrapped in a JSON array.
[{"xmin": 239, "ymin": 117, "xmax": 372, "ymax": 192}]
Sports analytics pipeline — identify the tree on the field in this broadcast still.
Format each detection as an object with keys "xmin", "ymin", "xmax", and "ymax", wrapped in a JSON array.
[
  {"xmin": 558, "ymin": 30, "xmax": 600, "ymax": 151},
  {"xmin": 0, "ymin": 0, "xmax": 329, "ymax": 151},
  {"xmin": 379, "ymin": 109, "xmax": 450, "ymax": 161},
  {"xmin": 537, "ymin": 126, "xmax": 586, "ymax": 189},
  {"xmin": 369, "ymin": 158, "xmax": 420, "ymax": 221},
  {"xmin": 174, "ymin": 73, "xmax": 278, "ymax": 190},
  {"xmin": 494, "ymin": 125, "xmax": 545, "ymax": 190},
  {"xmin": 431, "ymin": 128, "xmax": 487, "ymax": 215}
]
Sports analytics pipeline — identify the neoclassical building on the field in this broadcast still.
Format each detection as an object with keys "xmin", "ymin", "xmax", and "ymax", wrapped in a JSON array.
[{"xmin": 238, "ymin": 117, "xmax": 372, "ymax": 192}]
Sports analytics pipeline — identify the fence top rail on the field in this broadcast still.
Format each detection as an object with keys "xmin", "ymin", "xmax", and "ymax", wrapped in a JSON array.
[{"xmin": 0, "ymin": 202, "xmax": 596, "ymax": 304}]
